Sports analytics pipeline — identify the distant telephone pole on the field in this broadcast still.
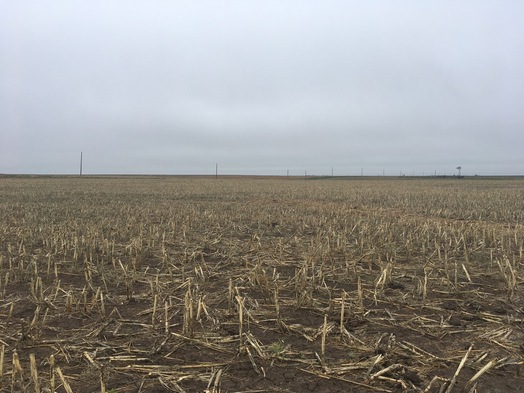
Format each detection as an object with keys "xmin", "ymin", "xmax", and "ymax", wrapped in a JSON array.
[
  {"xmin": 215, "ymin": 163, "xmax": 218, "ymax": 179},
  {"xmin": 80, "ymin": 152, "xmax": 83, "ymax": 176}
]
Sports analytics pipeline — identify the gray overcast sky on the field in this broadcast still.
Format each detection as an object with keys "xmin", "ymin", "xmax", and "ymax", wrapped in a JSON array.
[{"xmin": 1, "ymin": 1, "xmax": 523, "ymax": 176}]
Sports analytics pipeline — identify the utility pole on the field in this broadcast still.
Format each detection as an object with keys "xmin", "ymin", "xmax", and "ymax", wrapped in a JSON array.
[
  {"xmin": 80, "ymin": 152, "xmax": 83, "ymax": 176},
  {"xmin": 215, "ymin": 163, "xmax": 218, "ymax": 179}
]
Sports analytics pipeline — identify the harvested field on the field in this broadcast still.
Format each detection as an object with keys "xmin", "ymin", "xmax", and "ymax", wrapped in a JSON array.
[{"xmin": 0, "ymin": 176, "xmax": 523, "ymax": 392}]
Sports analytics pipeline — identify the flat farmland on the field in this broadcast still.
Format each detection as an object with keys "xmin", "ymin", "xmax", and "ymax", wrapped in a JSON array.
[{"xmin": 0, "ymin": 176, "xmax": 523, "ymax": 392}]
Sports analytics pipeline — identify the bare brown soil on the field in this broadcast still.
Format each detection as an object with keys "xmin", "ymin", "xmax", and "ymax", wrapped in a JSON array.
[{"xmin": 0, "ymin": 176, "xmax": 523, "ymax": 392}]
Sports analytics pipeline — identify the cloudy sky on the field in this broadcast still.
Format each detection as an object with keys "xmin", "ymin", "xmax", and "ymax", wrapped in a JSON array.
[{"xmin": 1, "ymin": 1, "xmax": 523, "ymax": 176}]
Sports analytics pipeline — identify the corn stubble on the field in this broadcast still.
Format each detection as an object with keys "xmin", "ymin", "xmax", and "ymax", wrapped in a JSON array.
[{"xmin": 0, "ymin": 176, "xmax": 522, "ymax": 392}]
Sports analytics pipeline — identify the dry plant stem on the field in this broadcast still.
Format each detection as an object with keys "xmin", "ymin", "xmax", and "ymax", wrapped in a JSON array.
[
  {"xmin": 376, "ymin": 375, "xmax": 408, "ymax": 392},
  {"xmin": 100, "ymin": 364, "xmax": 106, "ymax": 393},
  {"xmin": 49, "ymin": 354, "xmax": 55, "ymax": 393},
  {"xmin": 212, "ymin": 368, "xmax": 223, "ymax": 393},
  {"xmin": 444, "ymin": 345, "xmax": 473, "ymax": 393},
  {"xmin": 369, "ymin": 363, "xmax": 403, "ymax": 382},
  {"xmin": 164, "ymin": 301, "xmax": 169, "ymax": 335},
  {"xmin": 246, "ymin": 347, "xmax": 260, "ymax": 374},
  {"xmin": 55, "ymin": 366, "xmax": 74, "ymax": 393},
  {"xmin": 0, "ymin": 344, "xmax": 4, "ymax": 391},
  {"xmin": 274, "ymin": 280, "xmax": 281, "ymax": 326},
  {"xmin": 236, "ymin": 295, "xmax": 244, "ymax": 352},
  {"xmin": 8, "ymin": 302, "xmax": 14, "ymax": 322},
  {"xmin": 497, "ymin": 257, "xmax": 517, "ymax": 299},
  {"xmin": 340, "ymin": 290, "xmax": 346, "ymax": 337},
  {"xmin": 357, "ymin": 275, "xmax": 364, "ymax": 311},
  {"xmin": 30, "ymin": 353, "xmax": 40, "ymax": 393},
  {"xmin": 30, "ymin": 305, "xmax": 40, "ymax": 332},
  {"xmin": 152, "ymin": 294, "xmax": 158, "ymax": 329},
  {"xmin": 12, "ymin": 350, "xmax": 25, "ymax": 393},
  {"xmin": 183, "ymin": 284, "xmax": 194, "ymax": 336},
  {"xmin": 422, "ymin": 267, "xmax": 428, "ymax": 304},
  {"xmin": 366, "ymin": 354, "xmax": 384, "ymax": 377},
  {"xmin": 228, "ymin": 278, "xmax": 233, "ymax": 309},
  {"xmin": 321, "ymin": 314, "xmax": 328, "ymax": 369},
  {"xmin": 461, "ymin": 263, "xmax": 472, "ymax": 283},
  {"xmin": 423, "ymin": 376, "xmax": 449, "ymax": 393},
  {"xmin": 465, "ymin": 359, "xmax": 496, "ymax": 390}
]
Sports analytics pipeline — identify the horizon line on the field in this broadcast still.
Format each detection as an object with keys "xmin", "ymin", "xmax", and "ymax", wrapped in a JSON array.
[{"xmin": 2, "ymin": 173, "xmax": 524, "ymax": 179}]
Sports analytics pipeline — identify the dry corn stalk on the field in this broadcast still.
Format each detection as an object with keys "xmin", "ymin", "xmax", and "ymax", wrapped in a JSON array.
[
  {"xmin": 30, "ymin": 353, "xmax": 40, "ymax": 393},
  {"xmin": 236, "ymin": 295, "xmax": 245, "ymax": 352},
  {"xmin": 444, "ymin": 345, "xmax": 473, "ymax": 393},
  {"xmin": 319, "ymin": 314, "xmax": 326, "ymax": 368},
  {"xmin": 465, "ymin": 359, "xmax": 496, "ymax": 390},
  {"xmin": 0, "ymin": 344, "xmax": 4, "ymax": 391},
  {"xmin": 12, "ymin": 350, "xmax": 25, "ymax": 393},
  {"xmin": 49, "ymin": 354, "xmax": 55, "ymax": 393},
  {"xmin": 357, "ymin": 275, "xmax": 364, "ymax": 311},
  {"xmin": 339, "ymin": 290, "xmax": 346, "ymax": 336},
  {"xmin": 55, "ymin": 366, "xmax": 74, "ymax": 393}
]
